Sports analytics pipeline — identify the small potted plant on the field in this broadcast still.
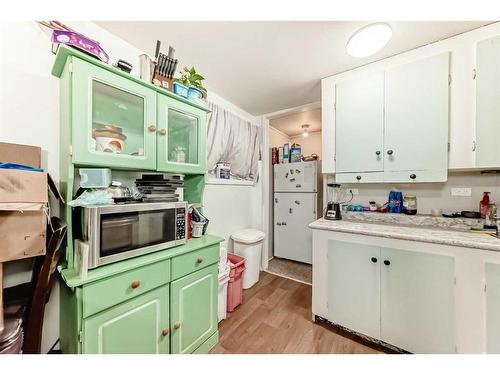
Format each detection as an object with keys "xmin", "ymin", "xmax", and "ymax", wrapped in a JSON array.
[{"xmin": 174, "ymin": 66, "xmax": 207, "ymax": 102}]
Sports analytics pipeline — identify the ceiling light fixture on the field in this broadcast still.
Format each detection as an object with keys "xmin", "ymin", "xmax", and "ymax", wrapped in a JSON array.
[
  {"xmin": 346, "ymin": 22, "xmax": 392, "ymax": 58},
  {"xmin": 301, "ymin": 124, "xmax": 310, "ymax": 138}
]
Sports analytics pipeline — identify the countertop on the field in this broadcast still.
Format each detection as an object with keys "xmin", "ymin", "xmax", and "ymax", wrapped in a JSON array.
[
  {"xmin": 309, "ymin": 218, "xmax": 500, "ymax": 252},
  {"xmin": 59, "ymin": 235, "xmax": 224, "ymax": 287}
]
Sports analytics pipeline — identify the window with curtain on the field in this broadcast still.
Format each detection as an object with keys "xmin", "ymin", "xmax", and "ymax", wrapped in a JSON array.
[{"xmin": 206, "ymin": 102, "xmax": 261, "ymax": 182}]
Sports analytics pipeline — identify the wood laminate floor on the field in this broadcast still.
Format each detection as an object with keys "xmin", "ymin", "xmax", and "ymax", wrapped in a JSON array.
[{"xmin": 211, "ymin": 272, "xmax": 383, "ymax": 354}]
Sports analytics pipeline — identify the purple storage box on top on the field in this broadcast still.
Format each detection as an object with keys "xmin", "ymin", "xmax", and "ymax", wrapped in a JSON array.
[{"xmin": 52, "ymin": 30, "xmax": 109, "ymax": 63}]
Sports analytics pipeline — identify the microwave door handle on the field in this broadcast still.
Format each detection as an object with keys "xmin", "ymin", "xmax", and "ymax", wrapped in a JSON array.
[{"xmin": 102, "ymin": 217, "xmax": 139, "ymax": 227}]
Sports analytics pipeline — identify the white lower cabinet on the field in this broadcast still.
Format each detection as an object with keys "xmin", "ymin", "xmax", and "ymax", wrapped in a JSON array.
[
  {"xmin": 486, "ymin": 262, "xmax": 500, "ymax": 353},
  {"xmin": 327, "ymin": 240, "xmax": 456, "ymax": 353},
  {"xmin": 379, "ymin": 247, "xmax": 455, "ymax": 353},
  {"xmin": 328, "ymin": 241, "xmax": 381, "ymax": 339}
]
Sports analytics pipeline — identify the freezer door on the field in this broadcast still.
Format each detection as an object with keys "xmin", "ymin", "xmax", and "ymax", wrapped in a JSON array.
[
  {"xmin": 273, "ymin": 161, "xmax": 317, "ymax": 192},
  {"xmin": 274, "ymin": 192, "xmax": 316, "ymax": 264}
]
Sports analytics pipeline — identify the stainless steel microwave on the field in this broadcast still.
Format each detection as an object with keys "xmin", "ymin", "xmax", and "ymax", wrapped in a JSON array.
[{"xmin": 81, "ymin": 201, "xmax": 187, "ymax": 269}]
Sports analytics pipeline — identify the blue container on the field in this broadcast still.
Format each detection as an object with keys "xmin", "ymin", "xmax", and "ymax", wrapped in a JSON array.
[
  {"xmin": 188, "ymin": 87, "xmax": 204, "ymax": 100},
  {"xmin": 173, "ymin": 82, "xmax": 189, "ymax": 98},
  {"xmin": 388, "ymin": 191, "xmax": 403, "ymax": 213}
]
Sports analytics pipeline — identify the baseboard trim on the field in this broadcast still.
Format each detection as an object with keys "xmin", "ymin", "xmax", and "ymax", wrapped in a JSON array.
[{"xmin": 263, "ymin": 270, "xmax": 312, "ymax": 286}]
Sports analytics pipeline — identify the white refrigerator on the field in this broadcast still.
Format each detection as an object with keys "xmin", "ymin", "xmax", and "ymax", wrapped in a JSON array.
[{"xmin": 273, "ymin": 161, "xmax": 322, "ymax": 264}]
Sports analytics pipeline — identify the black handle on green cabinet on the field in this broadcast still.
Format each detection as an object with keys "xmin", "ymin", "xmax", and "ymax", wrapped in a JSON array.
[
  {"xmin": 375, "ymin": 151, "xmax": 381, "ymax": 156},
  {"xmin": 387, "ymin": 150, "xmax": 394, "ymax": 155},
  {"xmin": 384, "ymin": 260, "xmax": 391, "ymax": 266},
  {"xmin": 356, "ymin": 175, "xmax": 362, "ymax": 181},
  {"xmin": 410, "ymin": 174, "xmax": 416, "ymax": 180},
  {"xmin": 371, "ymin": 257, "xmax": 378, "ymax": 263}
]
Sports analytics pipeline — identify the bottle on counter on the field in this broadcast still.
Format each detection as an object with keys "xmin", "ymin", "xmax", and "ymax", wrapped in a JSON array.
[
  {"xmin": 480, "ymin": 192, "xmax": 491, "ymax": 219},
  {"xmin": 403, "ymin": 195, "xmax": 417, "ymax": 215}
]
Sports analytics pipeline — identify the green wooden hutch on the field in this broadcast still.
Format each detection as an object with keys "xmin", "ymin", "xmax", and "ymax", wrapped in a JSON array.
[{"xmin": 52, "ymin": 45, "xmax": 222, "ymax": 354}]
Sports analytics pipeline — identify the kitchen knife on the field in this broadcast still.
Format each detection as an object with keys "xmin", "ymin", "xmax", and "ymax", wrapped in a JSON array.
[
  {"xmin": 168, "ymin": 46, "xmax": 175, "ymax": 58},
  {"xmin": 154, "ymin": 40, "xmax": 161, "ymax": 61}
]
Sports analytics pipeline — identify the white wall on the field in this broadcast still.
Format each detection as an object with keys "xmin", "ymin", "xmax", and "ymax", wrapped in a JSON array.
[
  {"xmin": 269, "ymin": 126, "xmax": 290, "ymax": 148},
  {"xmin": 0, "ymin": 21, "xmax": 263, "ymax": 352},
  {"xmin": 290, "ymin": 131, "xmax": 322, "ymax": 159}
]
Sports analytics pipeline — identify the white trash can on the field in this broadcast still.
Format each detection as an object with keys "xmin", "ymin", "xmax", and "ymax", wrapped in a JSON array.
[
  {"xmin": 231, "ymin": 229, "xmax": 265, "ymax": 289},
  {"xmin": 218, "ymin": 261, "xmax": 230, "ymax": 322}
]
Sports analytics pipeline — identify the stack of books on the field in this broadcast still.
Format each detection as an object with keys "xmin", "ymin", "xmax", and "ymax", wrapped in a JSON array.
[{"xmin": 134, "ymin": 174, "xmax": 184, "ymax": 202}]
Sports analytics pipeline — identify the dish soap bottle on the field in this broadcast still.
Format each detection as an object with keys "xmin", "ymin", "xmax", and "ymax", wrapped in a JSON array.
[{"xmin": 480, "ymin": 192, "xmax": 491, "ymax": 219}]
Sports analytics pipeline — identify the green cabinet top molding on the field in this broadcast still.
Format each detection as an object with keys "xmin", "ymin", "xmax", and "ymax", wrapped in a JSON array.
[
  {"xmin": 59, "ymin": 234, "xmax": 223, "ymax": 287},
  {"xmin": 51, "ymin": 45, "xmax": 210, "ymax": 113}
]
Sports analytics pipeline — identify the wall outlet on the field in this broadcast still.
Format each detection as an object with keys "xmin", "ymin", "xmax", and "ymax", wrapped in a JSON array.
[
  {"xmin": 451, "ymin": 187, "xmax": 472, "ymax": 197},
  {"xmin": 349, "ymin": 188, "xmax": 359, "ymax": 195}
]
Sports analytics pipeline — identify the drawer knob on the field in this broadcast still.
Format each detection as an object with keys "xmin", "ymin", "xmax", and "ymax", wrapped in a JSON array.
[
  {"xmin": 356, "ymin": 175, "xmax": 361, "ymax": 181},
  {"xmin": 410, "ymin": 174, "xmax": 416, "ymax": 180},
  {"xmin": 131, "ymin": 280, "xmax": 141, "ymax": 289},
  {"xmin": 375, "ymin": 151, "xmax": 381, "ymax": 156},
  {"xmin": 371, "ymin": 257, "xmax": 378, "ymax": 263},
  {"xmin": 384, "ymin": 260, "xmax": 391, "ymax": 266},
  {"xmin": 159, "ymin": 129, "xmax": 167, "ymax": 136},
  {"xmin": 148, "ymin": 125, "xmax": 157, "ymax": 132},
  {"xmin": 387, "ymin": 150, "xmax": 394, "ymax": 155},
  {"xmin": 162, "ymin": 328, "xmax": 169, "ymax": 336},
  {"xmin": 174, "ymin": 321, "xmax": 182, "ymax": 330},
  {"xmin": 196, "ymin": 256, "xmax": 204, "ymax": 264}
]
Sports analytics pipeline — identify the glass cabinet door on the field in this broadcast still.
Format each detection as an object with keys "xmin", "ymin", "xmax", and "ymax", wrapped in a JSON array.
[
  {"xmin": 157, "ymin": 94, "xmax": 207, "ymax": 174},
  {"xmin": 71, "ymin": 58, "xmax": 157, "ymax": 169}
]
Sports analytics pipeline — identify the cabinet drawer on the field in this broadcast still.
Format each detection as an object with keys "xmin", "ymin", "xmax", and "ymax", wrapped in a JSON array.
[
  {"xmin": 335, "ymin": 172, "xmax": 384, "ymax": 184},
  {"xmin": 171, "ymin": 245, "xmax": 219, "ymax": 280},
  {"xmin": 383, "ymin": 170, "xmax": 447, "ymax": 183},
  {"xmin": 83, "ymin": 259, "xmax": 170, "ymax": 317}
]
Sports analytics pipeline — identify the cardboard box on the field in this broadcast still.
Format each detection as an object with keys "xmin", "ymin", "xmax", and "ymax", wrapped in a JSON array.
[
  {"xmin": 0, "ymin": 204, "xmax": 47, "ymax": 262},
  {"xmin": 0, "ymin": 169, "xmax": 48, "ymax": 203},
  {"xmin": 0, "ymin": 142, "xmax": 47, "ymax": 262},
  {"xmin": 0, "ymin": 142, "xmax": 41, "ymax": 168}
]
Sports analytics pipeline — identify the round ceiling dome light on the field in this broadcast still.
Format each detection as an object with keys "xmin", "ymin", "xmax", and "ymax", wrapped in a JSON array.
[{"xmin": 346, "ymin": 23, "xmax": 392, "ymax": 58}]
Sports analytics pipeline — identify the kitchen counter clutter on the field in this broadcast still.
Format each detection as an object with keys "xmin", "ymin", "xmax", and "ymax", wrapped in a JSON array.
[
  {"xmin": 309, "ymin": 216, "xmax": 500, "ymax": 252},
  {"xmin": 311, "ymin": 214, "xmax": 500, "ymax": 354}
]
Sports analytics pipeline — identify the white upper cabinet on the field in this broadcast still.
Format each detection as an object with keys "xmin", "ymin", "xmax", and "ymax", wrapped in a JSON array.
[
  {"xmin": 475, "ymin": 36, "xmax": 500, "ymax": 168},
  {"xmin": 322, "ymin": 23, "xmax": 500, "ymax": 178},
  {"xmin": 335, "ymin": 72, "xmax": 385, "ymax": 173},
  {"xmin": 383, "ymin": 53, "xmax": 449, "ymax": 182}
]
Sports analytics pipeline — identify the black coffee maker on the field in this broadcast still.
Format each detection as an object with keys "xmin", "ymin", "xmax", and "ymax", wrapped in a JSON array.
[{"xmin": 324, "ymin": 183, "xmax": 352, "ymax": 220}]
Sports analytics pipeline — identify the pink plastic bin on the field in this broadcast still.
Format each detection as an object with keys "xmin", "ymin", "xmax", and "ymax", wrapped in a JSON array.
[{"xmin": 227, "ymin": 253, "xmax": 246, "ymax": 312}]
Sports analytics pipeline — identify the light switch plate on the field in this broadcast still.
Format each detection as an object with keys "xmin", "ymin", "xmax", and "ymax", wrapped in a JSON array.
[
  {"xmin": 349, "ymin": 188, "xmax": 359, "ymax": 195},
  {"xmin": 451, "ymin": 188, "xmax": 472, "ymax": 197}
]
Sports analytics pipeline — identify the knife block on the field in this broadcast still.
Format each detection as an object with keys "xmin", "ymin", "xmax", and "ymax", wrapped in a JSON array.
[{"xmin": 152, "ymin": 73, "xmax": 174, "ymax": 92}]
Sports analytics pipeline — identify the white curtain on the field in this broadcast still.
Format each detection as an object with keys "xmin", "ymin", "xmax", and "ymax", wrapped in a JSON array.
[{"xmin": 207, "ymin": 102, "xmax": 261, "ymax": 181}]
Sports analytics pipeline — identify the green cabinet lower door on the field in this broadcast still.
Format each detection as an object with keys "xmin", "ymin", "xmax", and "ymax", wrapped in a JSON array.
[
  {"xmin": 327, "ymin": 240, "xmax": 381, "ymax": 339},
  {"xmin": 486, "ymin": 262, "xmax": 500, "ymax": 353},
  {"xmin": 170, "ymin": 264, "xmax": 218, "ymax": 354},
  {"xmin": 380, "ymin": 248, "xmax": 455, "ymax": 353},
  {"xmin": 83, "ymin": 286, "xmax": 170, "ymax": 354}
]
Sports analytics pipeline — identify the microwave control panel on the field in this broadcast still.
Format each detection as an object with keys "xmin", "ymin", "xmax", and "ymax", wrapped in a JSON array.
[{"xmin": 176, "ymin": 207, "xmax": 186, "ymax": 240}]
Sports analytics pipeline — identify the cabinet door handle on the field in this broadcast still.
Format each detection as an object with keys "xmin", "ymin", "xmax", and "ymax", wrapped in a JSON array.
[
  {"xmin": 174, "ymin": 321, "xmax": 182, "ymax": 330},
  {"xmin": 162, "ymin": 328, "xmax": 170, "ymax": 336},
  {"xmin": 356, "ymin": 175, "xmax": 362, "ymax": 181},
  {"xmin": 159, "ymin": 129, "xmax": 167, "ymax": 136},
  {"xmin": 410, "ymin": 174, "xmax": 416, "ymax": 180},
  {"xmin": 371, "ymin": 257, "xmax": 378, "ymax": 263},
  {"xmin": 196, "ymin": 256, "xmax": 204, "ymax": 264},
  {"xmin": 383, "ymin": 260, "xmax": 391, "ymax": 266},
  {"xmin": 387, "ymin": 150, "xmax": 394, "ymax": 156},
  {"xmin": 375, "ymin": 151, "xmax": 381, "ymax": 156},
  {"xmin": 148, "ymin": 125, "xmax": 157, "ymax": 132},
  {"xmin": 282, "ymin": 222, "xmax": 287, "ymax": 226},
  {"xmin": 276, "ymin": 222, "xmax": 282, "ymax": 226},
  {"xmin": 131, "ymin": 280, "xmax": 141, "ymax": 289}
]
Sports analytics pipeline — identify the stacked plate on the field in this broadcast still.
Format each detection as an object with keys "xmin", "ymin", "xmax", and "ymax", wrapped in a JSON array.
[
  {"xmin": 0, "ymin": 318, "xmax": 23, "ymax": 354},
  {"xmin": 135, "ymin": 174, "xmax": 184, "ymax": 202}
]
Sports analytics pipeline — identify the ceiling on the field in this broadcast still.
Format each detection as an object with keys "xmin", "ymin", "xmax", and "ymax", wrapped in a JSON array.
[
  {"xmin": 270, "ymin": 108, "xmax": 321, "ymax": 136},
  {"xmin": 97, "ymin": 21, "xmax": 491, "ymax": 115}
]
